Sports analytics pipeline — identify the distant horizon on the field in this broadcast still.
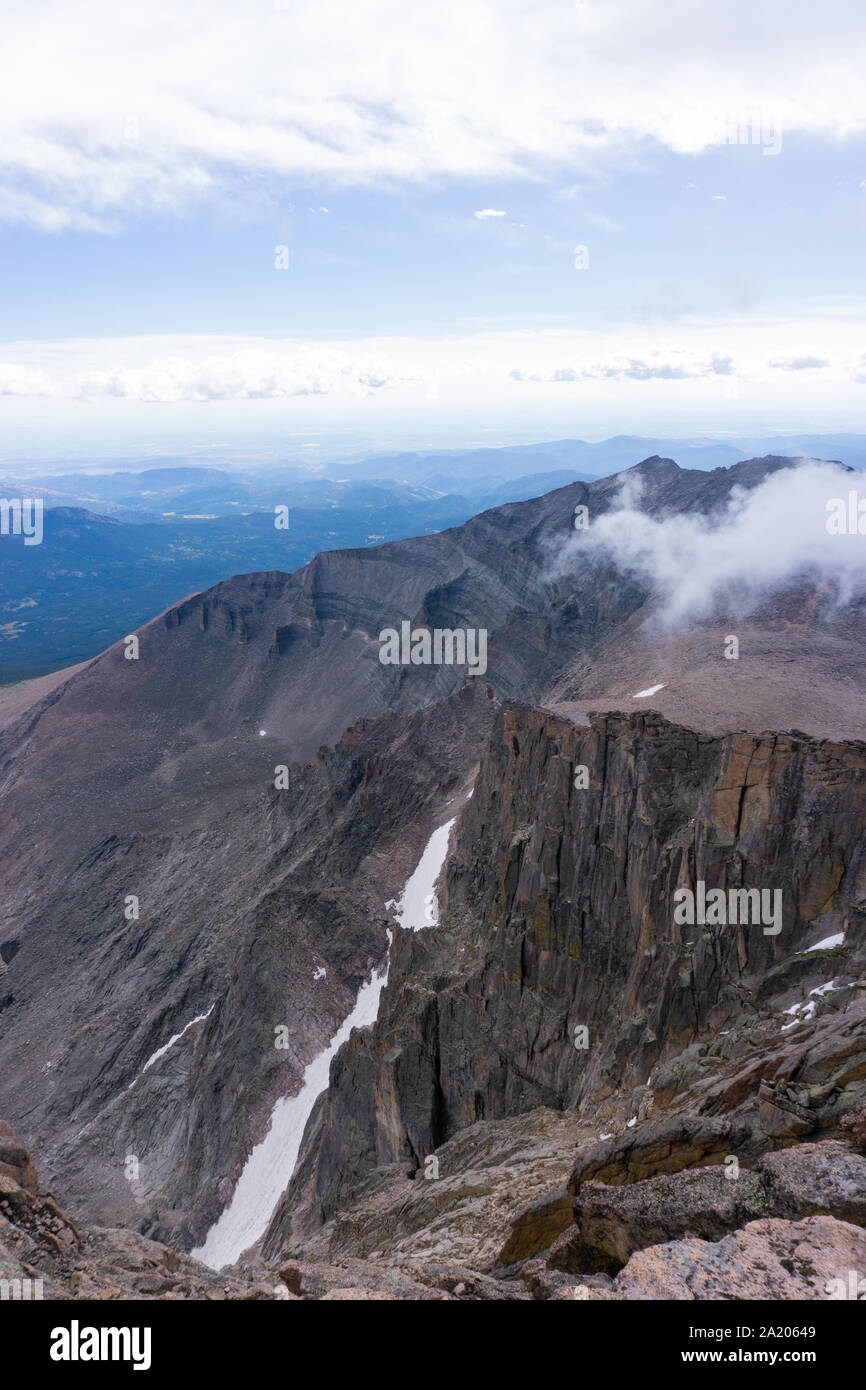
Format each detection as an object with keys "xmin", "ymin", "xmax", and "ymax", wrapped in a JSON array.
[
  {"xmin": 4, "ymin": 2, "xmax": 866, "ymax": 467},
  {"xmin": 5, "ymin": 425, "xmax": 866, "ymax": 477}
]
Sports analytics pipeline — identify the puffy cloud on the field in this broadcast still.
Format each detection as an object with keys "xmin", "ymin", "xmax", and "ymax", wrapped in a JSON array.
[
  {"xmin": 554, "ymin": 461, "xmax": 866, "ymax": 626},
  {"xmin": 1, "ymin": 320, "xmax": 865, "ymax": 416},
  {"xmin": 474, "ymin": 209, "xmax": 507, "ymax": 219},
  {"xmin": 2, "ymin": 0, "xmax": 866, "ymax": 229},
  {"xmin": 769, "ymin": 354, "xmax": 831, "ymax": 371},
  {"xmin": 0, "ymin": 363, "xmax": 54, "ymax": 396},
  {"xmin": 511, "ymin": 350, "xmax": 736, "ymax": 383},
  {"xmin": 0, "ymin": 346, "xmax": 422, "ymax": 403}
]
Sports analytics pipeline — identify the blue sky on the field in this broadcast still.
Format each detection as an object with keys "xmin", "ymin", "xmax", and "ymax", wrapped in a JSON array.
[{"xmin": 1, "ymin": 0, "xmax": 865, "ymax": 460}]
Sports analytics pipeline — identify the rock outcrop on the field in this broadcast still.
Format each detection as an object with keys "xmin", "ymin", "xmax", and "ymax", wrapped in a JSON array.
[
  {"xmin": 606, "ymin": 1215, "xmax": 866, "ymax": 1301},
  {"xmin": 270, "ymin": 704, "xmax": 866, "ymax": 1244},
  {"xmin": 544, "ymin": 1141, "xmax": 866, "ymax": 1277},
  {"xmin": 0, "ymin": 1123, "xmax": 282, "ymax": 1300}
]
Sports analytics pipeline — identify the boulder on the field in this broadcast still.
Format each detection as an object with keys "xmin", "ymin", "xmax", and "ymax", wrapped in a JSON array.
[
  {"xmin": 550, "ymin": 1164, "xmax": 768, "ymax": 1274},
  {"xmin": 0, "ymin": 1120, "xmax": 39, "ymax": 1195},
  {"xmin": 611, "ymin": 1215, "xmax": 866, "ymax": 1300},
  {"xmin": 757, "ymin": 1141, "xmax": 866, "ymax": 1226},
  {"xmin": 567, "ymin": 1113, "xmax": 763, "ymax": 1192}
]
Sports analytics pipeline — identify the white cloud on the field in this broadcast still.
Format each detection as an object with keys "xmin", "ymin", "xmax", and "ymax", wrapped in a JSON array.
[
  {"xmin": 1, "ymin": 0, "xmax": 865, "ymax": 229},
  {"xmin": 0, "ymin": 364, "xmax": 54, "ymax": 396},
  {"xmin": 3, "ymin": 315, "xmax": 866, "ymax": 420},
  {"xmin": 555, "ymin": 461, "xmax": 866, "ymax": 625},
  {"xmin": 769, "ymin": 354, "xmax": 831, "ymax": 371},
  {"xmin": 474, "ymin": 209, "xmax": 507, "ymax": 219},
  {"xmin": 511, "ymin": 349, "xmax": 736, "ymax": 382},
  {"xmin": 0, "ymin": 343, "xmax": 425, "ymax": 403}
]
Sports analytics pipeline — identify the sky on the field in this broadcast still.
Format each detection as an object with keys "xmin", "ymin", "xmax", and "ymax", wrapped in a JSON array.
[{"xmin": 1, "ymin": 0, "xmax": 866, "ymax": 461}]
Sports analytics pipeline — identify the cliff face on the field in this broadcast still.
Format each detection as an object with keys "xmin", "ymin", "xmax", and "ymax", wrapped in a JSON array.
[
  {"xmin": 270, "ymin": 706, "xmax": 866, "ymax": 1246},
  {"xmin": 0, "ymin": 682, "xmax": 495, "ymax": 1244}
]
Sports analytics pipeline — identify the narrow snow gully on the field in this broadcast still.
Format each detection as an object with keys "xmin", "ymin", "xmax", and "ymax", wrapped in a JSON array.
[
  {"xmin": 192, "ymin": 815, "xmax": 456, "ymax": 1270},
  {"xmin": 387, "ymin": 816, "xmax": 455, "ymax": 931},
  {"xmin": 127, "ymin": 1005, "xmax": 215, "ymax": 1093}
]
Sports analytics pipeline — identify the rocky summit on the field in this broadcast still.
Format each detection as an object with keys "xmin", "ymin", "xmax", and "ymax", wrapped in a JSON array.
[{"xmin": 1, "ymin": 456, "xmax": 865, "ymax": 1302}]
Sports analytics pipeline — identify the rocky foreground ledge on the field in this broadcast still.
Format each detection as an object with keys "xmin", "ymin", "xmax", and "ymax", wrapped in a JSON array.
[
  {"xmin": 0, "ymin": 1121, "xmax": 275, "ymax": 1300},
  {"xmin": 3, "ymin": 1114, "xmax": 865, "ymax": 1300}
]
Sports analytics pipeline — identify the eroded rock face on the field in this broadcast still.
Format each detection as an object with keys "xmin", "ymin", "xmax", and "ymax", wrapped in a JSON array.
[
  {"xmin": 543, "ymin": 1141, "xmax": 866, "ymax": 1278},
  {"xmin": 0, "ymin": 1119, "xmax": 39, "ymax": 1194},
  {"xmin": 550, "ymin": 1167, "xmax": 769, "ymax": 1275},
  {"xmin": 608, "ymin": 1216, "xmax": 866, "ymax": 1301},
  {"xmin": 497, "ymin": 1189, "xmax": 576, "ymax": 1266},
  {"xmin": 276, "ymin": 704, "xmax": 866, "ymax": 1241},
  {"xmin": 0, "ymin": 683, "xmax": 496, "ymax": 1243},
  {"xmin": 567, "ymin": 1115, "xmax": 764, "ymax": 1192}
]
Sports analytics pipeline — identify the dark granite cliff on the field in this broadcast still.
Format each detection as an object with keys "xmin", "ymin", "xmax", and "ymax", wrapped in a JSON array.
[{"xmin": 266, "ymin": 705, "xmax": 866, "ymax": 1249}]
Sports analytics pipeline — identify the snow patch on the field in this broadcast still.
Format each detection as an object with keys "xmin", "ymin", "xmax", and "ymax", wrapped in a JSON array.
[
  {"xmin": 781, "ymin": 1000, "xmax": 817, "ymax": 1030},
  {"xmin": 780, "ymin": 979, "xmax": 842, "ymax": 1031},
  {"xmin": 128, "ymin": 1004, "xmax": 214, "ymax": 1091},
  {"xmin": 193, "ymin": 816, "xmax": 456, "ymax": 1271},
  {"xmin": 803, "ymin": 932, "xmax": 845, "ymax": 952},
  {"xmin": 633, "ymin": 683, "xmax": 665, "ymax": 698},
  {"xmin": 192, "ymin": 945, "xmax": 390, "ymax": 1270},
  {"xmin": 810, "ymin": 979, "xmax": 841, "ymax": 997},
  {"xmin": 391, "ymin": 818, "xmax": 456, "ymax": 931}
]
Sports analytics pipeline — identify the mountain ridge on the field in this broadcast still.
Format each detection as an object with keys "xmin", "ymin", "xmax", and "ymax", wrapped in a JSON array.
[{"xmin": 1, "ymin": 451, "xmax": 864, "ymax": 1282}]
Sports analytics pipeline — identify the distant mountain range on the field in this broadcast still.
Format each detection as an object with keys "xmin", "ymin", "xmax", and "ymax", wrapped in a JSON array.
[
  {"xmin": 0, "ymin": 487, "xmax": 487, "ymax": 682},
  {"xmin": 2, "ymin": 432, "xmax": 863, "ymax": 683}
]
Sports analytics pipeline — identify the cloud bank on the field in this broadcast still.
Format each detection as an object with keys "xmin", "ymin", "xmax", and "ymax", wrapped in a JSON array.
[
  {"xmin": 511, "ymin": 351, "xmax": 734, "ymax": 383},
  {"xmin": 0, "ymin": 346, "xmax": 425, "ymax": 403},
  {"xmin": 2, "ymin": 0, "xmax": 866, "ymax": 229},
  {"xmin": 4, "ymin": 323, "xmax": 866, "ymax": 412},
  {"xmin": 557, "ymin": 462, "xmax": 866, "ymax": 626}
]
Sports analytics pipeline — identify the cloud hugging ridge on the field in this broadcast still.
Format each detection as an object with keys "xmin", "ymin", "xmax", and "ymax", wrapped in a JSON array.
[{"xmin": 555, "ymin": 462, "xmax": 866, "ymax": 626}]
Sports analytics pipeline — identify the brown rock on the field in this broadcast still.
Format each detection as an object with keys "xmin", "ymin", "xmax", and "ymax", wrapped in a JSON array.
[
  {"xmin": 567, "ymin": 1114, "xmax": 762, "ymax": 1193},
  {"xmin": 551, "ymin": 1164, "xmax": 768, "ymax": 1275},
  {"xmin": 757, "ymin": 1141, "xmax": 866, "ymax": 1226},
  {"xmin": 611, "ymin": 1215, "xmax": 866, "ymax": 1300},
  {"xmin": 496, "ymin": 1188, "xmax": 576, "ymax": 1265}
]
